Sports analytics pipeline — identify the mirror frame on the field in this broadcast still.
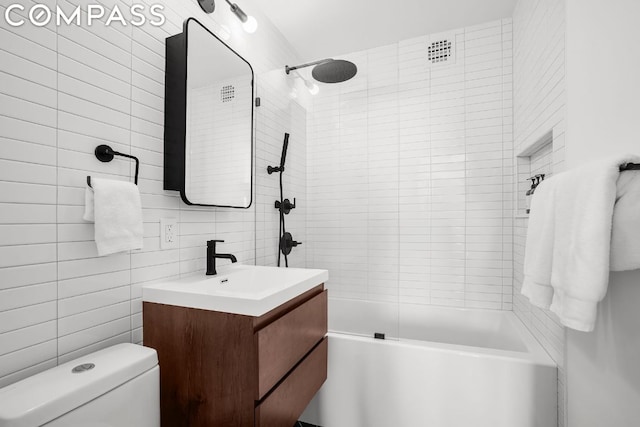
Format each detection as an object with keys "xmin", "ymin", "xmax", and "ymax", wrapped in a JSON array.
[{"xmin": 164, "ymin": 18, "xmax": 254, "ymax": 208}]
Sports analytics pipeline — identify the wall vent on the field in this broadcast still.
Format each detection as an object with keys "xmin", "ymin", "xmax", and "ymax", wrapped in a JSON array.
[
  {"xmin": 221, "ymin": 85, "xmax": 235, "ymax": 102},
  {"xmin": 428, "ymin": 39, "xmax": 452, "ymax": 64}
]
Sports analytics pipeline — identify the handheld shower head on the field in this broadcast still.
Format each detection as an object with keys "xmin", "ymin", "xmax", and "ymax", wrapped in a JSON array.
[
  {"xmin": 280, "ymin": 133, "xmax": 289, "ymax": 169},
  {"xmin": 267, "ymin": 133, "xmax": 290, "ymax": 174}
]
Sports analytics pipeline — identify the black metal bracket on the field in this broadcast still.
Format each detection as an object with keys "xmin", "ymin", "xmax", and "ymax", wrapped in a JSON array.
[
  {"xmin": 275, "ymin": 198, "xmax": 296, "ymax": 214},
  {"xmin": 87, "ymin": 145, "xmax": 140, "ymax": 188},
  {"xmin": 528, "ymin": 173, "xmax": 545, "ymax": 184},
  {"xmin": 267, "ymin": 165, "xmax": 284, "ymax": 174},
  {"xmin": 621, "ymin": 162, "xmax": 640, "ymax": 171},
  {"xmin": 374, "ymin": 332, "xmax": 385, "ymax": 340}
]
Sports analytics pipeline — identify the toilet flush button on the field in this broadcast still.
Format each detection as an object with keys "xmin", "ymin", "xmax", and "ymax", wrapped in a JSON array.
[{"xmin": 72, "ymin": 363, "xmax": 95, "ymax": 373}]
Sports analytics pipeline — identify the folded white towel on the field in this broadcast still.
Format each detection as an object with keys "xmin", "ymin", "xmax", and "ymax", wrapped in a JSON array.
[
  {"xmin": 611, "ymin": 170, "xmax": 640, "ymax": 271},
  {"xmin": 521, "ymin": 154, "xmax": 640, "ymax": 332},
  {"xmin": 84, "ymin": 178, "xmax": 143, "ymax": 256}
]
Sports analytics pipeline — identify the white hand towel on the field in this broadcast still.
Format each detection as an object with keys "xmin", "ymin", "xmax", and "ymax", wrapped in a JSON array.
[
  {"xmin": 611, "ymin": 170, "xmax": 640, "ymax": 271},
  {"xmin": 84, "ymin": 178, "xmax": 143, "ymax": 256},
  {"xmin": 522, "ymin": 154, "xmax": 640, "ymax": 332}
]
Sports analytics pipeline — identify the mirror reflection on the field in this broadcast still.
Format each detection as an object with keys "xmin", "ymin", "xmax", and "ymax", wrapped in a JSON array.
[{"xmin": 184, "ymin": 19, "xmax": 253, "ymax": 207}]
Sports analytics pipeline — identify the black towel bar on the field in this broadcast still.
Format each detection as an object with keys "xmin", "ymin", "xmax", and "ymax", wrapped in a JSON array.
[
  {"xmin": 87, "ymin": 145, "xmax": 140, "ymax": 188},
  {"xmin": 621, "ymin": 163, "xmax": 640, "ymax": 171}
]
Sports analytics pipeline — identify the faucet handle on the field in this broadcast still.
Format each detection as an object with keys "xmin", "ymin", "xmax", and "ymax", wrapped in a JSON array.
[{"xmin": 207, "ymin": 239, "xmax": 224, "ymax": 246}]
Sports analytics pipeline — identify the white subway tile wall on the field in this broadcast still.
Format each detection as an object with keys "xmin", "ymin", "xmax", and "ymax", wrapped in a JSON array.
[
  {"xmin": 306, "ymin": 20, "xmax": 514, "ymax": 311},
  {"xmin": 513, "ymin": 0, "xmax": 566, "ymax": 425},
  {"xmin": 0, "ymin": 0, "xmax": 308, "ymax": 386}
]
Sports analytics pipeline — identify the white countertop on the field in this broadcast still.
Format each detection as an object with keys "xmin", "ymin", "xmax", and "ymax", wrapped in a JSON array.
[{"xmin": 142, "ymin": 264, "xmax": 328, "ymax": 316}]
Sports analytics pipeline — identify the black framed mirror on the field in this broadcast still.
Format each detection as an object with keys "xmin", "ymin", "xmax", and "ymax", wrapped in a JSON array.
[{"xmin": 164, "ymin": 18, "xmax": 254, "ymax": 208}]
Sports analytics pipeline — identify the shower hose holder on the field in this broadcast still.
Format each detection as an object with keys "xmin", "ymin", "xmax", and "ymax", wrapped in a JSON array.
[
  {"xmin": 267, "ymin": 165, "xmax": 284, "ymax": 174},
  {"xmin": 275, "ymin": 198, "xmax": 296, "ymax": 214}
]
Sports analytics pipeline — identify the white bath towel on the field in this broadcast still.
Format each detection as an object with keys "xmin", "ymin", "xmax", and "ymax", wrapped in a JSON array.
[
  {"xmin": 520, "ymin": 180, "xmax": 557, "ymax": 307},
  {"xmin": 611, "ymin": 169, "xmax": 640, "ymax": 271},
  {"xmin": 84, "ymin": 178, "xmax": 143, "ymax": 256},
  {"xmin": 521, "ymin": 154, "xmax": 640, "ymax": 332}
]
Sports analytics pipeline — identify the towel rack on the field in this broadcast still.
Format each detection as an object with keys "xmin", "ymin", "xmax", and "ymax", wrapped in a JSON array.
[
  {"xmin": 621, "ymin": 163, "xmax": 640, "ymax": 171},
  {"xmin": 87, "ymin": 145, "xmax": 140, "ymax": 188}
]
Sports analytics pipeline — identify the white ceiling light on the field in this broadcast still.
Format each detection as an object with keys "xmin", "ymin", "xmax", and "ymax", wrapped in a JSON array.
[{"xmin": 224, "ymin": 0, "xmax": 258, "ymax": 33}]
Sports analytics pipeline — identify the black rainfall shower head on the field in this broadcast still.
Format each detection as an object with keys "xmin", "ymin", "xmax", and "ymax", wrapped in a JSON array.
[
  {"xmin": 312, "ymin": 60, "xmax": 357, "ymax": 83},
  {"xmin": 285, "ymin": 59, "xmax": 358, "ymax": 84}
]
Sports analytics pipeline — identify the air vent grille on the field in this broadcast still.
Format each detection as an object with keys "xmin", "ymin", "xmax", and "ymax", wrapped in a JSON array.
[
  {"xmin": 428, "ymin": 40, "xmax": 452, "ymax": 64},
  {"xmin": 221, "ymin": 85, "xmax": 235, "ymax": 102}
]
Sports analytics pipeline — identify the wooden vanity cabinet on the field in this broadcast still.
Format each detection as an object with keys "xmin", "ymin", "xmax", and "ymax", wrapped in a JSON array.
[{"xmin": 143, "ymin": 284, "xmax": 327, "ymax": 427}]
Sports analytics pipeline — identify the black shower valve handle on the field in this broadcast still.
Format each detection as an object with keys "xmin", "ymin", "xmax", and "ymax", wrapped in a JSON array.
[
  {"xmin": 285, "ymin": 197, "xmax": 296, "ymax": 211},
  {"xmin": 279, "ymin": 232, "xmax": 302, "ymax": 256}
]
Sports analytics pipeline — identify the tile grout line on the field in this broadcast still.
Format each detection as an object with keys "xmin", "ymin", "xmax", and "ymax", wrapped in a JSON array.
[
  {"xmin": 129, "ymin": 11, "xmax": 134, "ymax": 345},
  {"xmin": 55, "ymin": 0, "xmax": 60, "ymax": 367}
]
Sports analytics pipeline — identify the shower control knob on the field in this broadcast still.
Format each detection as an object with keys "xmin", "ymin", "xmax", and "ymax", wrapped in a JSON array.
[{"xmin": 279, "ymin": 232, "xmax": 302, "ymax": 255}]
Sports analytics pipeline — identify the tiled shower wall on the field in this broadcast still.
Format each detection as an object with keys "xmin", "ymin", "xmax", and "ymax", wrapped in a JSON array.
[
  {"xmin": 306, "ymin": 19, "xmax": 514, "ymax": 310},
  {"xmin": 0, "ymin": 0, "xmax": 308, "ymax": 387},
  {"xmin": 512, "ymin": 0, "xmax": 566, "ymax": 425}
]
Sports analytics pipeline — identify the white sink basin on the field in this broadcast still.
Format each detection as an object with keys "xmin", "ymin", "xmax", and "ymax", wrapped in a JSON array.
[{"xmin": 142, "ymin": 264, "xmax": 328, "ymax": 316}]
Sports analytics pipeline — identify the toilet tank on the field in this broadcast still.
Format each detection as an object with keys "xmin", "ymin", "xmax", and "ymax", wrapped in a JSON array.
[{"xmin": 0, "ymin": 343, "xmax": 159, "ymax": 427}]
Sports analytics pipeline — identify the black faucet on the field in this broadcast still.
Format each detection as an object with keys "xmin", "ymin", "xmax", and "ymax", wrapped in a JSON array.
[{"xmin": 206, "ymin": 240, "xmax": 237, "ymax": 275}]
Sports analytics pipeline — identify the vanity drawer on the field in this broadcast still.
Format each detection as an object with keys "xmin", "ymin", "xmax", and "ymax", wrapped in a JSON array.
[
  {"xmin": 255, "ymin": 338, "xmax": 328, "ymax": 427},
  {"xmin": 256, "ymin": 290, "xmax": 327, "ymax": 399}
]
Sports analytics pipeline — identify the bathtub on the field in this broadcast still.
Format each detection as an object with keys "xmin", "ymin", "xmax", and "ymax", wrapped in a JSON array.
[{"xmin": 301, "ymin": 299, "xmax": 557, "ymax": 427}]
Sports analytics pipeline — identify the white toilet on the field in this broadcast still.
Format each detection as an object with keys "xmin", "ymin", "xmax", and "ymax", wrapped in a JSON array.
[{"xmin": 0, "ymin": 343, "xmax": 160, "ymax": 427}]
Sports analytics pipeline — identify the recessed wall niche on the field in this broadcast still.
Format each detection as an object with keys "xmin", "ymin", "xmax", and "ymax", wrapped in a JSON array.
[{"xmin": 516, "ymin": 130, "xmax": 555, "ymax": 216}]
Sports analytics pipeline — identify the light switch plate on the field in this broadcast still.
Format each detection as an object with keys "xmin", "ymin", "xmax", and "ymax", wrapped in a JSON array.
[{"xmin": 160, "ymin": 218, "xmax": 178, "ymax": 249}]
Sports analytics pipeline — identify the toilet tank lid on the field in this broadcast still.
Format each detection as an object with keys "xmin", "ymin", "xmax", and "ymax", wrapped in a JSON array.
[{"xmin": 0, "ymin": 343, "xmax": 158, "ymax": 427}]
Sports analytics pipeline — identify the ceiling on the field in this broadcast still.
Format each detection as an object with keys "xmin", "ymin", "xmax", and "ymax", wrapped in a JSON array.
[{"xmin": 241, "ymin": 0, "xmax": 518, "ymax": 62}]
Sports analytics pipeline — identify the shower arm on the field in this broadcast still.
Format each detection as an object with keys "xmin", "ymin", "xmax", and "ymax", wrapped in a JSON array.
[{"xmin": 285, "ymin": 59, "xmax": 333, "ymax": 74}]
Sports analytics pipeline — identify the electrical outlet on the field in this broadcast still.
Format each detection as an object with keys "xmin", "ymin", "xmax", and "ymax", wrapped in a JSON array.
[{"xmin": 160, "ymin": 218, "xmax": 178, "ymax": 249}]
